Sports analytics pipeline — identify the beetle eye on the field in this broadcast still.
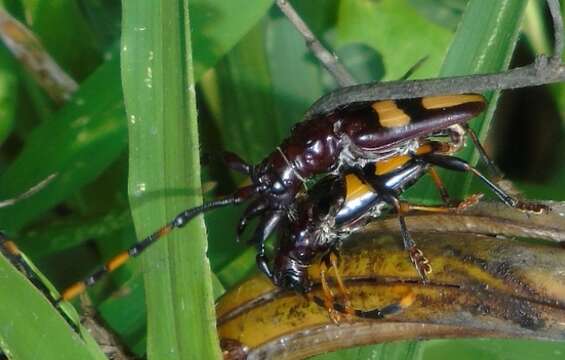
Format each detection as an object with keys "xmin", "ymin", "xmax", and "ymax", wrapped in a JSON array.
[{"xmin": 272, "ymin": 180, "xmax": 286, "ymax": 194}]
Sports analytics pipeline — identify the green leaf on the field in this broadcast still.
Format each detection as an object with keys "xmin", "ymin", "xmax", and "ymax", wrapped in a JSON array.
[
  {"xmin": 191, "ymin": 0, "xmax": 274, "ymax": 77},
  {"xmin": 0, "ymin": 46, "xmax": 17, "ymax": 145},
  {"xmin": 0, "ymin": 1, "xmax": 274, "ymax": 356},
  {"xmin": 0, "ymin": 0, "xmax": 274, "ymax": 234},
  {"xmin": 440, "ymin": 0, "xmax": 528, "ymax": 198},
  {"xmin": 408, "ymin": 0, "xmax": 469, "ymax": 30},
  {"xmin": 518, "ymin": 0, "xmax": 565, "ymax": 201},
  {"xmin": 419, "ymin": 338, "xmax": 565, "ymax": 360},
  {"xmin": 122, "ymin": 1, "xmax": 220, "ymax": 358},
  {"xmin": 19, "ymin": 0, "xmax": 102, "ymax": 78},
  {"xmin": 336, "ymin": 0, "xmax": 453, "ymax": 80},
  {"xmin": 0, "ymin": 253, "xmax": 107, "ymax": 360},
  {"xmin": 0, "ymin": 55, "xmax": 126, "ymax": 233}
]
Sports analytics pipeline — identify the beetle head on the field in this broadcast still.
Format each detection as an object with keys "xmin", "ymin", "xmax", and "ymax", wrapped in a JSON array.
[
  {"xmin": 250, "ymin": 155, "xmax": 300, "ymax": 209},
  {"xmin": 273, "ymin": 254, "xmax": 312, "ymax": 294}
]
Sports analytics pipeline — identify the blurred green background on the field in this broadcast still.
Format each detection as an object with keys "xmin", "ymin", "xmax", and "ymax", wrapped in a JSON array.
[{"xmin": 0, "ymin": 0, "xmax": 563, "ymax": 359}]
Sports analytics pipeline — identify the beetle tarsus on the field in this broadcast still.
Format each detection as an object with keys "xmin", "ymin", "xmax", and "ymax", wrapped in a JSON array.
[{"xmin": 455, "ymin": 193, "xmax": 484, "ymax": 211}]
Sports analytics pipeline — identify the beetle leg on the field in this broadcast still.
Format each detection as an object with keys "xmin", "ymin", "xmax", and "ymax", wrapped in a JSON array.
[
  {"xmin": 397, "ymin": 192, "xmax": 482, "ymax": 214},
  {"xmin": 327, "ymin": 251, "xmax": 355, "ymax": 317},
  {"xmin": 378, "ymin": 193, "xmax": 432, "ymax": 281},
  {"xmin": 256, "ymin": 254, "xmax": 273, "ymax": 280},
  {"xmin": 455, "ymin": 193, "xmax": 484, "ymax": 211},
  {"xmin": 427, "ymin": 166, "xmax": 451, "ymax": 205},
  {"xmin": 399, "ymin": 214, "xmax": 432, "ymax": 281},
  {"xmin": 253, "ymin": 211, "xmax": 284, "ymax": 279},
  {"xmin": 349, "ymin": 168, "xmax": 432, "ymax": 281},
  {"xmin": 311, "ymin": 272, "xmax": 416, "ymax": 321},
  {"xmin": 237, "ymin": 199, "xmax": 268, "ymax": 242},
  {"xmin": 461, "ymin": 124, "xmax": 503, "ymax": 180},
  {"xmin": 317, "ymin": 244, "xmax": 417, "ymax": 322},
  {"xmin": 251, "ymin": 211, "xmax": 283, "ymax": 246},
  {"xmin": 427, "ymin": 165, "xmax": 483, "ymax": 209},
  {"xmin": 419, "ymin": 154, "xmax": 549, "ymax": 214},
  {"xmin": 223, "ymin": 151, "xmax": 252, "ymax": 175},
  {"xmin": 319, "ymin": 258, "xmax": 341, "ymax": 324},
  {"xmin": 310, "ymin": 293, "xmax": 412, "ymax": 321},
  {"xmin": 310, "ymin": 245, "xmax": 415, "ymax": 321}
]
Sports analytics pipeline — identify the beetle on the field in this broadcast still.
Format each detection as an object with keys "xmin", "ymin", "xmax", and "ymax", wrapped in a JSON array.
[
  {"xmin": 204, "ymin": 93, "xmax": 547, "ymax": 280},
  {"xmin": 269, "ymin": 136, "xmax": 533, "ymax": 319},
  {"xmin": 58, "ymin": 93, "xmax": 548, "ymax": 302},
  {"xmin": 227, "ymin": 93, "xmax": 488, "ymax": 277},
  {"xmin": 268, "ymin": 126, "xmax": 552, "ymax": 322}
]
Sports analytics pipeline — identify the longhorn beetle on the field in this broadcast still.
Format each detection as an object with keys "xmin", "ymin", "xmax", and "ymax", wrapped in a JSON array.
[
  {"xmin": 271, "ymin": 140, "xmax": 484, "ymax": 322},
  {"xmin": 59, "ymin": 93, "xmax": 548, "ymax": 302}
]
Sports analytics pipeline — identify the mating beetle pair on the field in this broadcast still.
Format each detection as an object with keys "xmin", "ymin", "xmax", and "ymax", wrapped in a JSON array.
[{"xmin": 58, "ymin": 93, "xmax": 547, "ymax": 320}]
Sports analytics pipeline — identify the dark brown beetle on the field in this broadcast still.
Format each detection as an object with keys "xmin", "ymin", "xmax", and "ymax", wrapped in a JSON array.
[{"xmin": 58, "ymin": 94, "xmax": 547, "ymax": 301}]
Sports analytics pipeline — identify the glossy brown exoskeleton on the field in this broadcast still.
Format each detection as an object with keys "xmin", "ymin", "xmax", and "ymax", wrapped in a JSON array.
[
  {"xmin": 58, "ymin": 94, "xmax": 547, "ymax": 302},
  {"xmin": 224, "ymin": 94, "xmax": 488, "ymax": 277},
  {"xmin": 270, "ymin": 137, "xmax": 548, "ymax": 318}
]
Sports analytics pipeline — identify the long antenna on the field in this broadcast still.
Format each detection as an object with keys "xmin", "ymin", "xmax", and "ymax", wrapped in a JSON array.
[{"xmin": 59, "ymin": 187, "xmax": 255, "ymax": 302}]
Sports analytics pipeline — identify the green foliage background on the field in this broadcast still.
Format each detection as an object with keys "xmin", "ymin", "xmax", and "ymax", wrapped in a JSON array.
[{"xmin": 0, "ymin": 0, "xmax": 563, "ymax": 359}]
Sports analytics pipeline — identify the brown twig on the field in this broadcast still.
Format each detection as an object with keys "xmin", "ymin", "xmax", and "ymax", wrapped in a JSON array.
[
  {"xmin": 304, "ymin": 0, "xmax": 565, "ymax": 117},
  {"xmin": 275, "ymin": 0, "xmax": 356, "ymax": 87},
  {"xmin": 305, "ymin": 59, "xmax": 565, "ymax": 117},
  {"xmin": 0, "ymin": 174, "xmax": 56, "ymax": 209},
  {"xmin": 369, "ymin": 201, "xmax": 565, "ymax": 242},
  {"xmin": 80, "ymin": 295, "xmax": 132, "ymax": 360},
  {"xmin": 0, "ymin": 10, "xmax": 77, "ymax": 103}
]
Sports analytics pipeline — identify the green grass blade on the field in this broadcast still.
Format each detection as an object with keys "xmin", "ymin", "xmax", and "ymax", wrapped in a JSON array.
[
  {"xmin": 122, "ymin": 1, "xmax": 220, "ymax": 358},
  {"xmin": 407, "ymin": 0, "xmax": 528, "ymax": 203},
  {"xmin": 0, "ymin": 47, "xmax": 17, "ymax": 145},
  {"xmin": 0, "ymin": 55, "xmax": 126, "ymax": 232},
  {"xmin": 191, "ymin": 0, "xmax": 274, "ymax": 77},
  {"xmin": 0, "ymin": 0, "xmax": 274, "ymax": 234},
  {"xmin": 0, "ymin": 254, "xmax": 107, "ymax": 360},
  {"xmin": 19, "ymin": 0, "xmax": 101, "ymax": 78},
  {"xmin": 336, "ymin": 0, "xmax": 453, "ymax": 81},
  {"xmin": 0, "ymin": 1, "xmax": 275, "ymax": 354},
  {"xmin": 440, "ymin": 0, "xmax": 528, "ymax": 197},
  {"xmin": 519, "ymin": 1, "xmax": 565, "ymax": 201}
]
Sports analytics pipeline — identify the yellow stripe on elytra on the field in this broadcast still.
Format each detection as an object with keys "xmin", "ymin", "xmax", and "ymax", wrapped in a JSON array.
[
  {"xmin": 344, "ymin": 143, "xmax": 436, "ymax": 202},
  {"xmin": 344, "ymin": 175, "xmax": 372, "ymax": 202},
  {"xmin": 421, "ymin": 94, "xmax": 484, "ymax": 110},
  {"xmin": 375, "ymin": 155, "xmax": 411, "ymax": 175},
  {"xmin": 375, "ymin": 143, "xmax": 433, "ymax": 176},
  {"xmin": 372, "ymin": 100, "xmax": 410, "ymax": 128}
]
